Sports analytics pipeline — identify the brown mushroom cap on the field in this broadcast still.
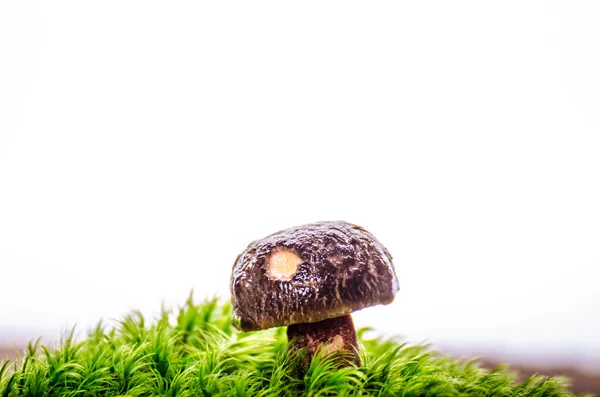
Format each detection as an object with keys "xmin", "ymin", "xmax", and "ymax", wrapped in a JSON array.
[{"xmin": 230, "ymin": 221, "xmax": 399, "ymax": 331}]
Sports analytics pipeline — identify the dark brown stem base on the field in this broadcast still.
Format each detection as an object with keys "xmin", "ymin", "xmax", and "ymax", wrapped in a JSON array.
[{"xmin": 287, "ymin": 314, "xmax": 360, "ymax": 366}]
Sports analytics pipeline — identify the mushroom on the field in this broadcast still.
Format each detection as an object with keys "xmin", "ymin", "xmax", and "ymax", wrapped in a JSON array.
[{"xmin": 230, "ymin": 221, "xmax": 399, "ymax": 366}]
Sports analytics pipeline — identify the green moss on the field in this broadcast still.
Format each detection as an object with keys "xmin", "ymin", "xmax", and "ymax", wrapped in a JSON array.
[{"xmin": 0, "ymin": 293, "xmax": 585, "ymax": 396}]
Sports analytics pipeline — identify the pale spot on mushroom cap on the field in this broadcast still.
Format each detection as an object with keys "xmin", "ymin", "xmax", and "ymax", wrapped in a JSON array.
[{"xmin": 266, "ymin": 247, "xmax": 302, "ymax": 281}]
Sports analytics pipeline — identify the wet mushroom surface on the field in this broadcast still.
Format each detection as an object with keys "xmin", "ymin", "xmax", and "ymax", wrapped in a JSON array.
[{"xmin": 230, "ymin": 221, "xmax": 399, "ymax": 366}]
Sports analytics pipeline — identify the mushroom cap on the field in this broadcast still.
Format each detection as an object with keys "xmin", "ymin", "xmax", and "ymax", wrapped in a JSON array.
[{"xmin": 230, "ymin": 221, "xmax": 399, "ymax": 331}]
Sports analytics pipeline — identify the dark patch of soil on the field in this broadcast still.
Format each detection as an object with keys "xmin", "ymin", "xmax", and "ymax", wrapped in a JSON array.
[{"xmin": 480, "ymin": 359, "xmax": 599, "ymax": 396}]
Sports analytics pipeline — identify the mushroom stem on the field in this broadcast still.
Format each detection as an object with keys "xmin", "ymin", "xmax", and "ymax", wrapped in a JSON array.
[{"xmin": 287, "ymin": 314, "xmax": 360, "ymax": 366}]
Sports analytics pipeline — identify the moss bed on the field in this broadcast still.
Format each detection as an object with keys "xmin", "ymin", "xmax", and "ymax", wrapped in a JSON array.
[{"xmin": 0, "ymin": 294, "xmax": 586, "ymax": 396}]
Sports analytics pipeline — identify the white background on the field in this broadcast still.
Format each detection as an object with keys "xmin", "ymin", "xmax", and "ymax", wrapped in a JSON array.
[{"xmin": 1, "ymin": 1, "xmax": 599, "ymax": 367}]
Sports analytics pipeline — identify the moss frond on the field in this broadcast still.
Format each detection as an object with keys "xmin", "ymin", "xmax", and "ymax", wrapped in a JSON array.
[{"xmin": 0, "ymin": 295, "xmax": 583, "ymax": 396}]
